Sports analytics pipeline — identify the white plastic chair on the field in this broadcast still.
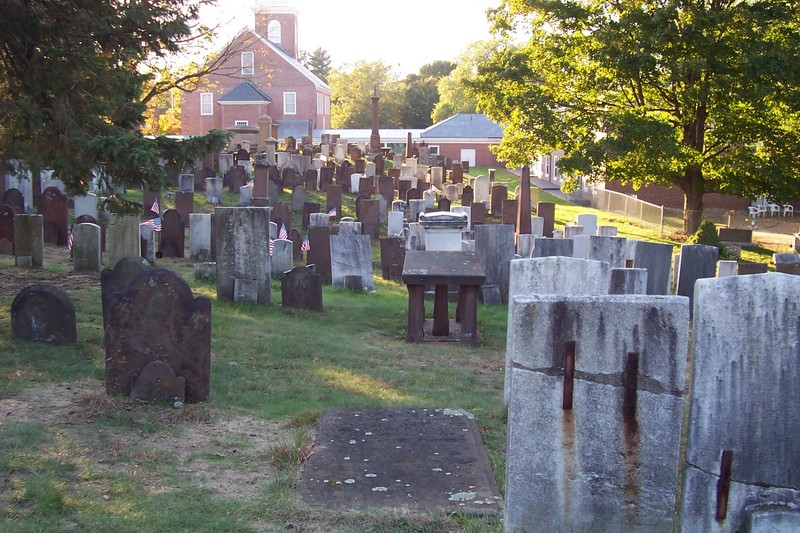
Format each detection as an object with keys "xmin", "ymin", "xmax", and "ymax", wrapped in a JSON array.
[
  {"xmin": 784, "ymin": 205, "xmax": 794, "ymax": 217},
  {"xmin": 770, "ymin": 203, "xmax": 782, "ymax": 217},
  {"xmin": 748, "ymin": 206, "xmax": 760, "ymax": 218}
]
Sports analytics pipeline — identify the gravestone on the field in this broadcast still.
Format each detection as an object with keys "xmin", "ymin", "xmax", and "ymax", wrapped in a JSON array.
[
  {"xmin": 443, "ymin": 184, "xmax": 458, "ymax": 203},
  {"xmin": 717, "ymin": 260, "xmax": 738, "ymax": 277},
  {"xmin": 179, "ymin": 173, "xmax": 195, "ymax": 193},
  {"xmin": 3, "ymin": 188, "xmax": 25, "ymax": 213},
  {"xmin": 271, "ymin": 239, "xmax": 294, "ymax": 278},
  {"xmin": 573, "ymin": 235, "xmax": 628, "ymax": 267},
  {"xmin": 387, "ymin": 211, "xmax": 404, "ymax": 237},
  {"xmin": 174, "ymin": 191, "xmax": 193, "ymax": 226},
  {"xmin": 380, "ymin": 236, "xmax": 405, "ymax": 282},
  {"xmin": 253, "ymin": 164, "xmax": 269, "ymax": 197},
  {"xmin": 359, "ymin": 175, "xmax": 375, "ymax": 197},
  {"xmin": 281, "ymin": 265, "xmax": 322, "ymax": 311},
  {"xmin": 470, "ymin": 202, "xmax": 486, "ymax": 226},
  {"xmin": 398, "ymin": 179, "xmax": 411, "ymax": 201},
  {"xmin": 105, "ymin": 268, "xmax": 211, "ymax": 402},
  {"xmin": 531, "ymin": 237, "xmax": 574, "ymax": 258},
  {"xmin": 289, "ymin": 227, "xmax": 303, "ymax": 262},
  {"xmin": 73, "ymin": 223, "xmax": 101, "ymax": 272},
  {"xmin": 215, "ymin": 207, "xmax": 271, "ymax": 304},
  {"xmin": 681, "ymin": 275, "xmax": 800, "ymax": 532},
  {"xmin": 360, "ymin": 199, "xmax": 381, "ymax": 239},
  {"xmin": 608, "ymin": 267, "xmax": 648, "ymax": 294},
  {"xmin": 205, "ymin": 178, "xmax": 222, "ymax": 204},
  {"xmin": 516, "ymin": 166, "xmax": 533, "ymax": 235},
  {"xmin": 307, "ymin": 225, "xmax": 334, "ymax": 283},
  {"xmin": 302, "ymin": 202, "xmax": 320, "ymax": 229},
  {"xmin": 305, "ymin": 168, "xmax": 318, "ymax": 191},
  {"xmin": 73, "ymin": 193, "xmax": 99, "ymax": 220},
  {"xmin": 374, "ymin": 154, "xmax": 384, "ymax": 175},
  {"xmin": 473, "ymin": 176, "xmax": 490, "ymax": 204},
  {"xmin": 270, "ymin": 202, "xmax": 292, "ymax": 234},
  {"xmin": 631, "ymin": 241, "xmax": 674, "ymax": 295},
  {"xmin": 451, "ymin": 162, "xmax": 463, "ymax": 183},
  {"xmin": 325, "ymin": 185, "xmax": 342, "ymax": 220},
  {"xmin": 475, "ymin": 224, "xmax": 515, "ymax": 303},
  {"xmin": 504, "ymin": 256, "xmax": 611, "ymax": 404},
  {"xmin": 39, "ymin": 186, "xmax": 68, "ymax": 245},
  {"xmin": 576, "ymin": 213, "xmax": 598, "ymax": 236},
  {"xmin": 338, "ymin": 221, "xmax": 362, "ymax": 236},
  {"xmin": 239, "ymin": 185, "xmax": 252, "ymax": 206},
  {"xmin": 189, "ymin": 213, "xmax": 212, "ymax": 260},
  {"xmin": 597, "ymin": 225, "xmax": 618, "ymax": 237},
  {"xmin": 563, "ymin": 225, "xmax": 584, "ymax": 239},
  {"xmin": 309, "ymin": 213, "xmax": 330, "ymax": 227},
  {"xmin": 330, "ymin": 235, "xmax": 375, "ymax": 291},
  {"xmin": 158, "ymin": 209, "xmax": 184, "ymax": 258},
  {"xmin": 506, "ymin": 293, "xmax": 689, "ymax": 532},
  {"xmin": 406, "ymin": 187, "xmax": 421, "ymax": 202},
  {"xmin": 377, "ymin": 175, "xmax": 395, "ymax": 202},
  {"xmin": 461, "ymin": 185, "xmax": 474, "ymax": 207},
  {"xmin": 375, "ymin": 193, "xmax": 387, "ymax": 224},
  {"xmin": 11, "ymin": 284, "xmax": 77, "ymax": 344},
  {"xmin": 430, "ymin": 166, "xmax": 444, "ymax": 188},
  {"xmin": 14, "ymin": 214, "xmax": 44, "ymax": 267},
  {"xmin": 537, "ymin": 202, "xmax": 555, "ymax": 237},
  {"xmin": 100, "ymin": 256, "xmax": 152, "ymax": 329},
  {"xmin": 676, "ymin": 244, "xmax": 718, "ymax": 312},
  {"xmin": 490, "ymin": 184, "xmax": 508, "ymax": 218},
  {"xmin": 736, "ymin": 261, "xmax": 768, "ymax": 275},
  {"xmin": 408, "ymin": 199, "xmax": 426, "ymax": 222},
  {"xmin": 438, "ymin": 197, "xmax": 451, "ymax": 212},
  {"xmin": 320, "ymin": 166, "xmax": 334, "ymax": 188},
  {"xmin": 291, "ymin": 185, "xmax": 308, "ymax": 212},
  {"xmin": 0, "ymin": 204, "xmax": 14, "ymax": 254},
  {"xmin": 531, "ymin": 217, "xmax": 544, "ymax": 237},
  {"xmin": 226, "ymin": 165, "xmax": 247, "ymax": 192},
  {"xmin": 502, "ymin": 199, "xmax": 518, "ymax": 229}
]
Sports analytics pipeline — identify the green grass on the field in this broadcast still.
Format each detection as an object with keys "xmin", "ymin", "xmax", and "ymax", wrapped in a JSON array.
[{"xmin": 0, "ymin": 172, "xmax": 788, "ymax": 532}]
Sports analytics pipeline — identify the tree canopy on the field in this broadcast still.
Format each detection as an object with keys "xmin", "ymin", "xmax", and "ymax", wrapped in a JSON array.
[
  {"xmin": 327, "ymin": 61, "xmax": 404, "ymax": 128},
  {"xmin": 398, "ymin": 61, "xmax": 455, "ymax": 128},
  {"xmin": 472, "ymin": 0, "xmax": 800, "ymax": 232},
  {"xmin": 300, "ymin": 47, "xmax": 332, "ymax": 83},
  {"xmin": 432, "ymin": 41, "xmax": 500, "ymax": 124},
  {"xmin": 0, "ymin": 0, "xmax": 229, "ymax": 202}
]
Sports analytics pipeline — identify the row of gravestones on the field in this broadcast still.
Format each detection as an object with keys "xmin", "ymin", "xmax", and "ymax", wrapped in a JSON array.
[
  {"xmin": 504, "ymin": 265, "xmax": 800, "ymax": 532},
  {"xmin": 9, "ymin": 259, "xmax": 210, "ymax": 404}
]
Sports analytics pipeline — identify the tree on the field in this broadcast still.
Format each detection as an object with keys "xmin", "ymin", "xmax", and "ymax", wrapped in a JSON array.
[
  {"xmin": 473, "ymin": 0, "xmax": 800, "ymax": 233},
  {"xmin": 432, "ymin": 41, "xmax": 501, "ymax": 123},
  {"xmin": 300, "ymin": 47, "xmax": 332, "ymax": 83},
  {"xmin": 327, "ymin": 61, "xmax": 404, "ymax": 128},
  {"xmin": 398, "ymin": 61, "xmax": 455, "ymax": 128},
  {"xmin": 0, "ymin": 0, "xmax": 230, "ymax": 207}
]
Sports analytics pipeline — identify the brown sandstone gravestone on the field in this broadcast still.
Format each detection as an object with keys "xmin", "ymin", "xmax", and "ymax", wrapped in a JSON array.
[
  {"xmin": 0, "ymin": 204, "xmax": 15, "ymax": 254},
  {"xmin": 281, "ymin": 265, "xmax": 323, "ymax": 311},
  {"xmin": 104, "ymin": 268, "xmax": 211, "ymax": 402},
  {"xmin": 39, "ymin": 186, "xmax": 68, "ymax": 245},
  {"xmin": 158, "ymin": 208, "xmax": 185, "ymax": 258},
  {"xmin": 11, "ymin": 283, "xmax": 77, "ymax": 345},
  {"xmin": 100, "ymin": 255, "xmax": 152, "ymax": 329},
  {"xmin": 2, "ymin": 188, "xmax": 24, "ymax": 213}
]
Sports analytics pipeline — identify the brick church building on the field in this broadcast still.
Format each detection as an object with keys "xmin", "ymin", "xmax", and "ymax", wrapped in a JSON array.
[{"xmin": 180, "ymin": 4, "xmax": 332, "ymax": 137}]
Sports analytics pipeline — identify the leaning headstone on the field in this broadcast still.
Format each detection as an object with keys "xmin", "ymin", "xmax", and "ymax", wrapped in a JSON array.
[
  {"xmin": 73, "ymin": 223, "xmax": 102, "ymax": 272},
  {"xmin": 676, "ymin": 244, "xmax": 718, "ymax": 312},
  {"xmin": 105, "ymin": 268, "xmax": 211, "ymax": 402},
  {"xmin": 158, "ymin": 209, "xmax": 185, "ymax": 258},
  {"xmin": 11, "ymin": 283, "xmax": 77, "ymax": 345},
  {"xmin": 281, "ymin": 265, "xmax": 322, "ymax": 311},
  {"xmin": 39, "ymin": 186, "xmax": 68, "ymax": 245},
  {"xmin": 330, "ymin": 235, "xmax": 375, "ymax": 291},
  {"xmin": 189, "ymin": 213, "xmax": 212, "ymax": 260},
  {"xmin": 215, "ymin": 207, "xmax": 271, "ymax": 304},
  {"xmin": 307, "ymin": 225, "xmax": 334, "ymax": 283},
  {"xmin": 504, "ymin": 256, "xmax": 611, "ymax": 404},
  {"xmin": 475, "ymin": 224, "xmax": 515, "ymax": 303},
  {"xmin": 13, "ymin": 214, "xmax": 44, "ymax": 267},
  {"xmin": 632, "ymin": 240, "xmax": 673, "ymax": 295},
  {"xmin": 608, "ymin": 267, "xmax": 648, "ymax": 294},
  {"xmin": 681, "ymin": 274, "xmax": 800, "ymax": 532},
  {"xmin": 271, "ymin": 239, "xmax": 294, "ymax": 278},
  {"xmin": 506, "ymin": 293, "xmax": 689, "ymax": 532}
]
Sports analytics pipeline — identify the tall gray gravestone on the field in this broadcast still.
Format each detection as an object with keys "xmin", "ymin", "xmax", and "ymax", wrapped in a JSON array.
[
  {"xmin": 632, "ymin": 240, "xmax": 674, "ymax": 295},
  {"xmin": 72, "ymin": 222, "xmax": 102, "ymax": 272},
  {"xmin": 13, "ymin": 214, "xmax": 44, "ymax": 267},
  {"xmin": 676, "ymin": 243, "xmax": 718, "ymax": 313},
  {"xmin": 504, "ymin": 257, "xmax": 611, "ymax": 405},
  {"xmin": 573, "ymin": 235, "xmax": 628, "ymax": 267},
  {"xmin": 271, "ymin": 239, "xmax": 293, "ymax": 278},
  {"xmin": 531, "ymin": 237, "xmax": 574, "ymax": 258},
  {"xmin": 215, "ymin": 207, "xmax": 271, "ymax": 304},
  {"xmin": 189, "ymin": 213, "xmax": 212, "ymax": 260},
  {"xmin": 106, "ymin": 215, "xmax": 140, "ymax": 267},
  {"xmin": 330, "ymin": 235, "xmax": 375, "ymax": 291},
  {"xmin": 506, "ymin": 294, "xmax": 689, "ymax": 532},
  {"xmin": 475, "ymin": 224, "xmax": 515, "ymax": 303},
  {"xmin": 681, "ymin": 274, "xmax": 800, "ymax": 532}
]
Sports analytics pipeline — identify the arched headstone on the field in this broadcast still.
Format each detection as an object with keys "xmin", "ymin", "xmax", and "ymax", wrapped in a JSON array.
[{"xmin": 11, "ymin": 283, "xmax": 77, "ymax": 344}]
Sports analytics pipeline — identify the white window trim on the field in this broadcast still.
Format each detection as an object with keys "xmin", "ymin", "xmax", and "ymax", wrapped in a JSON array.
[
  {"xmin": 267, "ymin": 20, "xmax": 281, "ymax": 44},
  {"xmin": 428, "ymin": 145, "xmax": 440, "ymax": 155},
  {"xmin": 283, "ymin": 91, "xmax": 297, "ymax": 115},
  {"xmin": 234, "ymin": 120, "xmax": 249, "ymax": 126},
  {"xmin": 241, "ymin": 51, "xmax": 254, "ymax": 76},
  {"xmin": 200, "ymin": 92, "xmax": 213, "ymax": 116}
]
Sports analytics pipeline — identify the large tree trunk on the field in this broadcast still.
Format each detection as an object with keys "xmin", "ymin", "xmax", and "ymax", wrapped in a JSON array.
[{"xmin": 680, "ymin": 165, "xmax": 705, "ymax": 234}]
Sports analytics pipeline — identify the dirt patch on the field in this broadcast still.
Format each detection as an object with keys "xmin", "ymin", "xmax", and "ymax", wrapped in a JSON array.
[{"xmin": 0, "ymin": 379, "xmax": 297, "ymax": 501}]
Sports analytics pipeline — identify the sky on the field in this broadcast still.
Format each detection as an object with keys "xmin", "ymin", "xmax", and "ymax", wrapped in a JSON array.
[{"xmin": 199, "ymin": 0, "xmax": 501, "ymax": 76}]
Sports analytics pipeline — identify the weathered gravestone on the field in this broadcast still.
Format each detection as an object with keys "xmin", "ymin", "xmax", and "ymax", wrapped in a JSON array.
[
  {"xmin": 330, "ymin": 235, "xmax": 375, "ymax": 291},
  {"xmin": 0, "ymin": 204, "xmax": 15, "ymax": 254},
  {"xmin": 73, "ymin": 192, "xmax": 99, "ymax": 220},
  {"xmin": 3, "ymin": 188, "xmax": 24, "ymax": 213},
  {"xmin": 608, "ymin": 267, "xmax": 648, "ymax": 294},
  {"xmin": 504, "ymin": 257, "xmax": 611, "ymax": 405},
  {"xmin": 675, "ymin": 244, "xmax": 718, "ymax": 313},
  {"xmin": 104, "ymin": 268, "xmax": 211, "ymax": 402},
  {"xmin": 360, "ymin": 199, "xmax": 380, "ymax": 239},
  {"xmin": 490, "ymin": 184, "xmax": 508, "ymax": 217},
  {"xmin": 291, "ymin": 185, "xmax": 308, "ymax": 212},
  {"xmin": 158, "ymin": 209, "xmax": 185, "ymax": 258},
  {"xmin": 470, "ymin": 202, "xmax": 486, "ymax": 226},
  {"xmin": 681, "ymin": 274, "xmax": 800, "ymax": 532},
  {"xmin": 289, "ymin": 227, "xmax": 303, "ymax": 262},
  {"xmin": 505, "ymin": 294, "xmax": 689, "ymax": 532},
  {"xmin": 307, "ymin": 225, "xmax": 334, "ymax": 284},
  {"xmin": 325, "ymin": 185, "xmax": 342, "ymax": 219},
  {"xmin": 302, "ymin": 202, "xmax": 320, "ymax": 230},
  {"xmin": 281, "ymin": 265, "xmax": 322, "ymax": 311},
  {"xmin": 13, "ymin": 214, "xmax": 43, "ymax": 267},
  {"xmin": 11, "ymin": 283, "xmax": 77, "ymax": 344},
  {"xmin": 106, "ymin": 215, "xmax": 141, "ymax": 267},
  {"xmin": 72, "ymin": 223, "xmax": 102, "ymax": 272},
  {"xmin": 271, "ymin": 239, "xmax": 293, "ymax": 278},
  {"xmin": 531, "ymin": 237, "xmax": 575, "ymax": 258},
  {"xmin": 270, "ymin": 202, "xmax": 292, "ymax": 234},
  {"xmin": 475, "ymin": 224, "xmax": 515, "ymax": 303},
  {"xmin": 215, "ymin": 207, "xmax": 271, "ymax": 304},
  {"xmin": 576, "ymin": 213, "xmax": 598, "ymax": 236},
  {"xmin": 39, "ymin": 186, "xmax": 68, "ymax": 245},
  {"xmin": 205, "ymin": 177, "xmax": 222, "ymax": 204},
  {"xmin": 189, "ymin": 213, "xmax": 212, "ymax": 260},
  {"xmin": 537, "ymin": 202, "xmax": 556, "ymax": 238},
  {"xmin": 377, "ymin": 175, "xmax": 394, "ymax": 203},
  {"xmin": 174, "ymin": 191, "xmax": 193, "ymax": 226},
  {"xmin": 380, "ymin": 236, "xmax": 405, "ymax": 282},
  {"xmin": 502, "ymin": 199, "xmax": 518, "ymax": 229},
  {"xmin": 573, "ymin": 235, "xmax": 628, "ymax": 267},
  {"xmin": 631, "ymin": 240, "xmax": 674, "ymax": 295},
  {"xmin": 100, "ymin": 255, "xmax": 152, "ymax": 329},
  {"xmin": 387, "ymin": 211, "xmax": 404, "ymax": 237}
]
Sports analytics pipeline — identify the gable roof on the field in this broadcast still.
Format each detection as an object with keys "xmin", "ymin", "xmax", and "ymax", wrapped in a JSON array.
[
  {"xmin": 218, "ymin": 81, "xmax": 272, "ymax": 103},
  {"xmin": 250, "ymin": 29, "xmax": 333, "ymax": 95},
  {"xmin": 421, "ymin": 113, "xmax": 504, "ymax": 139}
]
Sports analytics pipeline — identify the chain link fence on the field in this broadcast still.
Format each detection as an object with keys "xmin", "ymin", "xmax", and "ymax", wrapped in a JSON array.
[{"xmin": 588, "ymin": 186, "xmax": 665, "ymax": 233}]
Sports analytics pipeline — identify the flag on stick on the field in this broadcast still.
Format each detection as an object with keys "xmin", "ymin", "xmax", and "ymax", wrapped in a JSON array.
[
  {"xmin": 279, "ymin": 223, "xmax": 288, "ymax": 240},
  {"xmin": 328, "ymin": 207, "xmax": 337, "ymax": 217},
  {"xmin": 301, "ymin": 237, "xmax": 310, "ymax": 252}
]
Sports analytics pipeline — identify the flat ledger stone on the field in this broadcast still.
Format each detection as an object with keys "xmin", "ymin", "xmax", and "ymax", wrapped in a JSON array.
[{"xmin": 298, "ymin": 408, "xmax": 501, "ymax": 515}]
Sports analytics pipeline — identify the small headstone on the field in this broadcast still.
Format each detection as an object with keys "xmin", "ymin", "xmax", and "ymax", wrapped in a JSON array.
[
  {"xmin": 39, "ymin": 186, "xmax": 68, "ymax": 245},
  {"xmin": 0, "ymin": 204, "xmax": 15, "ymax": 254},
  {"xmin": 717, "ymin": 260, "xmax": 738, "ymax": 277},
  {"xmin": 73, "ymin": 223, "xmax": 102, "ymax": 272},
  {"xmin": 11, "ymin": 283, "xmax": 77, "ymax": 345},
  {"xmin": 608, "ymin": 267, "xmax": 648, "ymax": 294},
  {"xmin": 130, "ymin": 360, "xmax": 185, "ymax": 403},
  {"xmin": 2, "ymin": 188, "xmax": 24, "ymax": 213},
  {"xmin": 307, "ymin": 225, "xmax": 334, "ymax": 283},
  {"xmin": 158, "ymin": 209, "xmax": 185, "ymax": 258},
  {"xmin": 380, "ymin": 237, "xmax": 405, "ymax": 282},
  {"xmin": 330, "ymin": 235, "xmax": 375, "ymax": 291},
  {"xmin": 189, "ymin": 213, "xmax": 212, "ymax": 260},
  {"xmin": 576, "ymin": 213, "xmax": 598, "ymax": 236},
  {"xmin": 179, "ymin": 174, "xmax": 195, "ymax": 193},
  {"xmin": 281, "ymin": 265, "xmax": 323, "ymax": 311},
  {"xmin": 205, "ymin": 178, "xmax": 222, "ymax": 204},
  {"xmin": 13, "ymin": 214, "xmax": 44, "ymax": 267},
  {"xmin": 73, "ymin": 193, "xmax": 99, "ymax": 220},
  {"xmin": 271, "ymin": 239, "xmax": 294, "ymax": 277}
]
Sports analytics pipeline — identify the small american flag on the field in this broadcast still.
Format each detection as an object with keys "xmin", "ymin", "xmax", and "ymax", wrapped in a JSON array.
[
  {"xmin": 151, "ymin": 198, "xmax": 160, "ymax": 215},
  {"xmin": 301, "ymin": 237, "xmax": 310, "ymax": 252},
  {"xmin": 428, "ymin": 183, "xmax": 439, "ymax": 193},
  {"xmin": 142, "ymin": 217, "xmax": 162, "ymax": 232},
  {"xmin": 67, "ymin": 225, "xmax": 74, "ymax": 251},
  {"xmin": 328, "ymin": 207, "xmax": 337, "ymax": 217},
  {"xmin": 269, "ymin": 238, "xmax": 274, "ymax": 256},
  {"xmin": 279, "ymin": 223, "xmax": 288, "ymax": 240}
]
